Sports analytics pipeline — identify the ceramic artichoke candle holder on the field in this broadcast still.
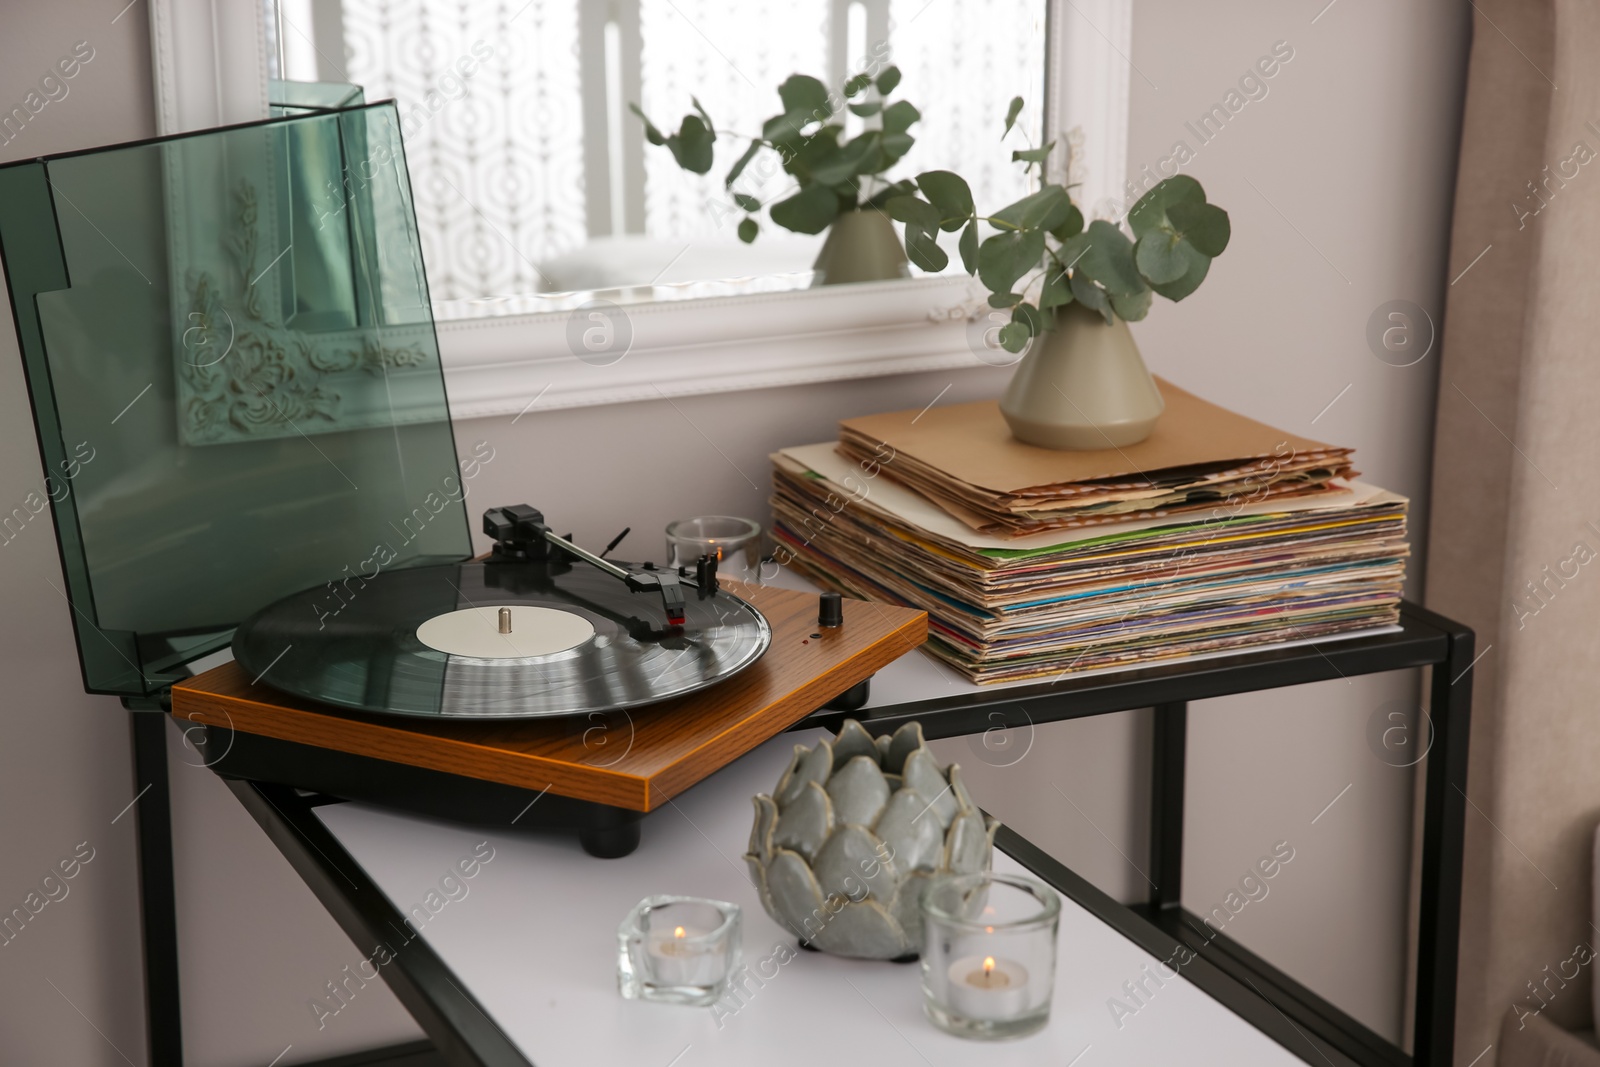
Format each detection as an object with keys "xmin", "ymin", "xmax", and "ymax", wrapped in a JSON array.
[{"xmin": 745, "ymin": 720, "xmax": 999, "ymax": 960}]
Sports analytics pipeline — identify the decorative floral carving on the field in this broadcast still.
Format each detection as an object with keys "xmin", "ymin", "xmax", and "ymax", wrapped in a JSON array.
[
  {"xmin": 179, "ymin": 317, "xmax": 344, "ymax": 442},
  {"xmin": 305, "ymin": 343, "xmax": 360, "ymax": 375},
  {"xmin": 174, "ymin": 181, "xmax": 437, "ymax": 445},
  {"xmin": 307, "ymin": 336, "xmax": 429, "ymax": 375}
]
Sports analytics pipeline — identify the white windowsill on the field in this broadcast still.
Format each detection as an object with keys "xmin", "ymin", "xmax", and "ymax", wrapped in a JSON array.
[{"xmin": 436, "ymin": 274, "xmax": 990, "ymax": 419}]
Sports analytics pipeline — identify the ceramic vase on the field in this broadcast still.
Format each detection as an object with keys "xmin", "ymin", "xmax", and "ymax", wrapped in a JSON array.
[
  {"xmin": 999, "ymin": 301, "xmax": 1165, "ymax": 450},
  {"xmin": 811, "ymin": 209, "xmax": 910, "ymax": 286}
]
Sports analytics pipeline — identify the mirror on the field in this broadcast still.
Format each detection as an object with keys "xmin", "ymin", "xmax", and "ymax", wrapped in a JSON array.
[{"xmin": 267, "ymin": 0, "xmax": 1049, "ymax": 319}]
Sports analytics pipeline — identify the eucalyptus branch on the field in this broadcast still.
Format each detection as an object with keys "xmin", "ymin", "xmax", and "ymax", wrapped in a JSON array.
[
  {"xmin": 634, "ymin": 85, "xmax": 1231, "ymax": 348},
  {"xmin": 874, "ymin": 95, "xmax": 1233, "ymax": 350},
  {"xmin": 633, "ymin": 65, "xmax": 922, "ymax": 243}
]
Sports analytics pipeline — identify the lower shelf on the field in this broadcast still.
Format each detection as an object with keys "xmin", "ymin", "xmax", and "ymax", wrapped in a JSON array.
[
  {"xmin": 1137, "ymin": 902, "xmax": 1407, "ymax": 1067},
  {"xmin": 1000, "ymin": 826, "xmax": 1401, "ymax": 1067}
]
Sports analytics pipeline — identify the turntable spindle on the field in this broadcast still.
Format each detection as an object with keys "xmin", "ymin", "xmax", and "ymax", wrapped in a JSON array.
[{"xmin": 498, "ymin": 607, "xmax": 512, "ymax": 634}]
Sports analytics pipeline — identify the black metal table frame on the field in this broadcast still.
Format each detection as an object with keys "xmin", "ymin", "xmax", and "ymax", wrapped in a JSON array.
[{"xmin": 133, "ymin": 599, "xmax": 1472, "ymax": 1067}]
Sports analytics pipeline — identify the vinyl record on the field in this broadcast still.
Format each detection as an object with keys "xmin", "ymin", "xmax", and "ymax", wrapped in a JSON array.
[{"xmin": 232, "ymin": 560, "xmax": 771, "ymax": 719}]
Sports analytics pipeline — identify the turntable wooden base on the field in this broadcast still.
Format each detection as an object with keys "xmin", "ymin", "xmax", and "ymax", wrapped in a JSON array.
[{"xmin": 171, "ymin": 583, "xmax": 925, "ymax": 854}]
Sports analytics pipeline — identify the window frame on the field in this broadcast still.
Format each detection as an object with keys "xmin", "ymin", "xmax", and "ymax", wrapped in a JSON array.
[{"xmin": 147, "ymin": 0, "xmax": 1132, "ymax": 417}]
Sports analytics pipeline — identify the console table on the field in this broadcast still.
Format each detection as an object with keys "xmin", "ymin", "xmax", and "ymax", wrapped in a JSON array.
[{"xmin": 224, "ymin": 598, "xmax": 1471, "ymax": 1067}]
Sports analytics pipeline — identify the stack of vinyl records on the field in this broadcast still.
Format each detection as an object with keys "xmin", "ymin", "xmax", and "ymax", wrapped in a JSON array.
[{"xmin": 770, "ymin": 379, "xmax": 1409, "ymax": 683}]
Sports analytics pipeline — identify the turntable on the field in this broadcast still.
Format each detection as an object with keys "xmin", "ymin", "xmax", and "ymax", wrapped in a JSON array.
[
  {"xmin": 0, "ymin": 101, "xmax": 924, "ymax": 859},
  {"xmin": 174, "ymin": 506, "xmax": 924, "ymax": 856}
]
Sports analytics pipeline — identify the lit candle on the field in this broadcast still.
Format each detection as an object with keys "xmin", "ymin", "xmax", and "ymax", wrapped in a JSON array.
[
  {"xmin": 944, "ymin": 955, "xmax": 1031, "ymax": 1020},
  {"xmin": 646, "ymin": 925, "xmax": 722, "ymax": 987},
  {"xmin": 618, "ymin": 895, "xmax": 742, "ymax": 1006}
]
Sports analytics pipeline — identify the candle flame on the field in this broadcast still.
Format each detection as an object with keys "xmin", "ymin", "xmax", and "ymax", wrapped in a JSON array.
[
  {"xmin": 983, "ymin": 956, "xmax": 996, "ymax": 976},
  {"xmin": 674, "ymin": 926, "xmax": 686, "ymax": 939}
]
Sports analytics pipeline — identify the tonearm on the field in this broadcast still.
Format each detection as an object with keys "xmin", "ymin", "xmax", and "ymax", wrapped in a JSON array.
[{"xmin": 481, "ymin": 505, "xmax": 720, "ymax": 626}]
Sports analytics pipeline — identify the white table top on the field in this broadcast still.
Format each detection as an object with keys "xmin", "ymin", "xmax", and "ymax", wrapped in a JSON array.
[{"xmin": 316, "ymin": 730, "xmax": 1304, "ymax": 1066}]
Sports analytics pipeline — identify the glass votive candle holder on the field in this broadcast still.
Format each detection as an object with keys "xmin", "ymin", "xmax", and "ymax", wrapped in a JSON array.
[
  {"xmin": 617, "ymin": 895, "xmax": 741, "ymax": 1007},
  {"xmin": 920, "ymin": 872, "xmax": 1061, "ymax": 1040},
  {"xmin": 665, "ymin": 516, "xmax": 763, "ymax": 584}
]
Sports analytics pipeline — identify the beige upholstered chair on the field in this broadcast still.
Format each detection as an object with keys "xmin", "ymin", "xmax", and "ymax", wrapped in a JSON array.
[{"xmin": 1499, "ymin": 1008, "xmax": 1600, "ymax": 1067}]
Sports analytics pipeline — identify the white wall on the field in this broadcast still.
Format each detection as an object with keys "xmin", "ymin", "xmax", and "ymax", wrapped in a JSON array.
[
  {"xmin": 1121, "ymin": 0, "xmax": 1469, "ymax": 1041},
  {"xmin": 0, "ymin": 0, "xmax": 1469, "ymax": 1062},
  {"xmin": 0, "ymin": 9, "xmax": 424, "ymax": 1066},
  {"xmin": 0, "ymin": 9, "xmax": 157, "ymax": 1066}
]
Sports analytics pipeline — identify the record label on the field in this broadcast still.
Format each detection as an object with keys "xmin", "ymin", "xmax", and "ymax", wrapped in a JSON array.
[{"xmin": 415, "ymin": 605, "xmax": 596, "ymax": 659}]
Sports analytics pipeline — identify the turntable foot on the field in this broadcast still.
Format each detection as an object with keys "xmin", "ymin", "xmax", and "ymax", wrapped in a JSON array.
[
  {"xmin": 579, "ymin": 821, "xmax": 642, "ymax": 859},
  {"xmin": 823, "ymin": 677, "xmax": 871, "ymax": 712}
]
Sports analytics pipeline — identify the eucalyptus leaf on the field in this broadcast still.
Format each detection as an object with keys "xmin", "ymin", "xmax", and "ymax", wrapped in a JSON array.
[
  {"xmin": 825, "ymin": 131, "xmax": 876, "ymax": 171},
  {"xmin": 1148, "ymin": 252, "xmax": 1211, "ymax": 302},
  {"xmin": 843, "ymin": 72, "xmax": 872, "ymax": 98},
  {"xmin": 992, "ymin": 184, "xmax": 1073, "ymax": 232},
  {"xmin": 905, "ymin": 226, "xmax": 948, "ymax": 272},
  {"xmin": 883, "ymin": 195, "xmax": 940, "ymax": 232},
  {"xmin": 998, "ymin": 320, "xmax": 1032, "ymax": 353},
  {"xmin": 733, "ymin": 192, "xmax": 762, "ymax": 213},
  {"xmin": 1002, "ymin": 96, "xmax": 1024, "ymax": 136},
  {"xmin": 666, "ymin": 114, "xmax": 715, "ymax": 174},
  {"xmin": 1168, "ymin": 201, "xmax": 1231, "ymax": 256},
  {"xmin": 778, "ymin": 74, "xmax": 832, "ymax": 120},
  {"xmin": 762, "ymin": 109, "xmax": 815, "ymax": 144},
  {"xmin": 958, "ymin": 219, "xmax": 979, "ymax": 274},
  {"xmin": 738, "ymin": 217, "xmax": 759, "ymax": 243},
  {"xmin": 977, "ymin": 228, "xmax": 1045, "ymax": 296},
  {"xmin": 725, "ymin": 140, "xmax": 762, "ymax": 187},
  {"xmin": 1066, "ymin": 220, "xmax": 1143, "ymax": 296},
  {"xmin": 691, "ymin": 96, "xmax": 715, "ymax": 136},
  {"xmin": 862, "ymin": 178, "xmax": 916, "ymax": 210},
  {"xmin": 876, "ymin": 65, "xmax": 902, "ymax": 95},
  {"xmin": 1134, "ymin": 231, "xmax": 1194, "ymax": 285},
  {"xmin": 1048, "ymin": 202, "xmax": 1085, "ymax": 242},
  {"xmin": 1128, "ymin": 175, "xmax": 1204, "ymax": 237},
  {"xmin": 879, "ymin": 131, "xmax": 914, "ymax": 164},
  {"xmin": 793, "ymin": 124, "xmax": 844, "ymax": 165},
  {"xmin": 846, "ymin": 134, "xmax": 886, "ymax": 177},
  {"xmin": 881, "ymin": 100, "xmax": 920, "ymax": 135},
  {"xmin": 848, "ymin": 101, "xmax": 882, "ymax": 117},
  {"xmin": 1070, "ymin": 270, "xmax": 1113, "ymax": 324},
  {"xmin": 809, "ymin": 136, "xmax": 873, "ymax": 185},
  {"xmin": 1011, "ymin": 142, "xmax": 1054, "ymax": 165},
  {"xmin": 629, "ymin": 103, "xmax": 665, "ymax": 146},
  {"xmin": 788, "ymin": 130, "xmax": 845, "ymax": 189},
  {"xmin": 1109, "ymin": 286, "xmax": 1152, "ymax": 321},
  {"xmin": 769, "ymin": 183, "xmax": 841, "ymax": 235},
  {"xmin": 1040, "ymin": 265, "xmax": 1073, "ymax": 309},
  {"xmin": 915, "ymin": 170, "xmax": 974, "ymax": 231},
  {"xmin": 988, "ymin": 291, "xmax": 1019, "ymax": 309},
  {"xmin": 1012, "ymin": 301, "xmax": 1045, "ymax": 338}
]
